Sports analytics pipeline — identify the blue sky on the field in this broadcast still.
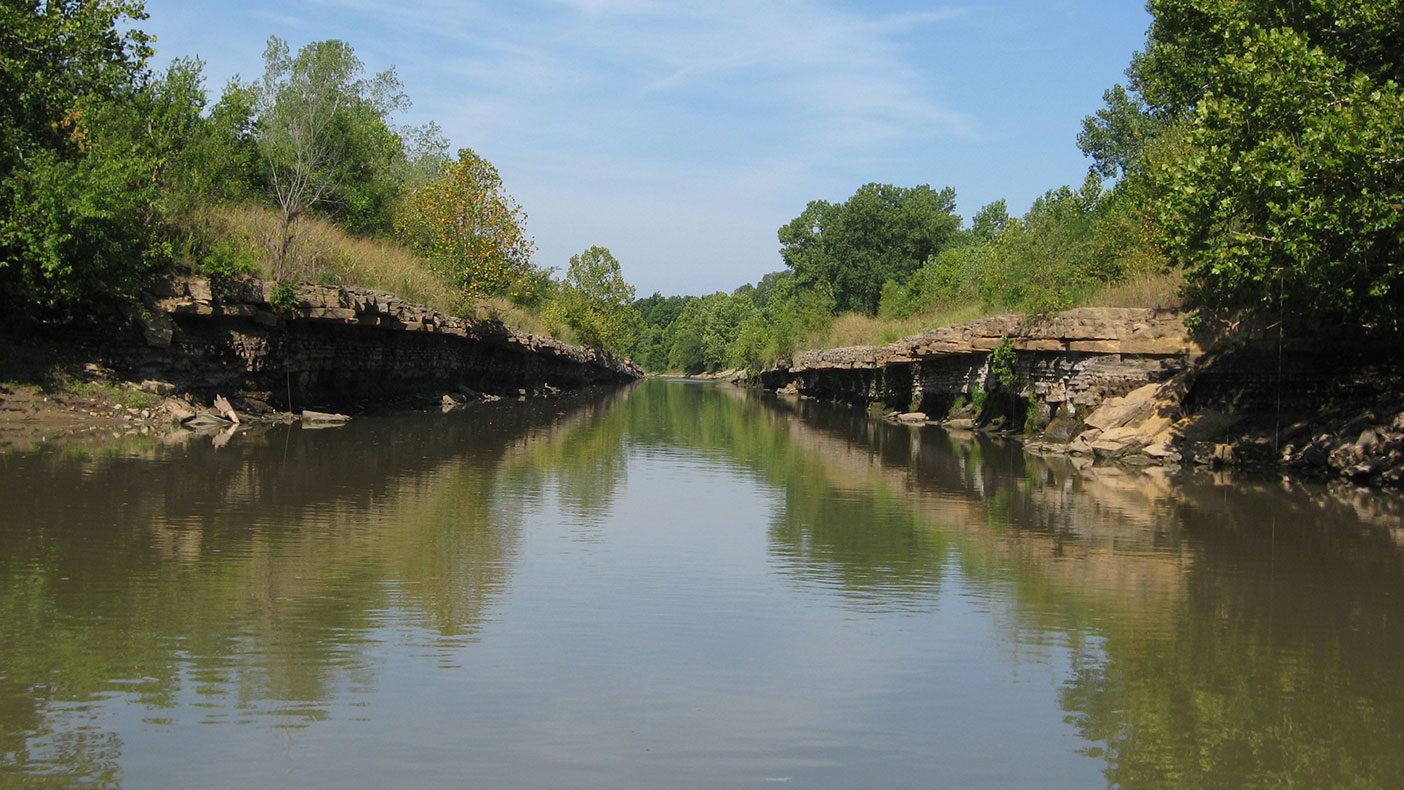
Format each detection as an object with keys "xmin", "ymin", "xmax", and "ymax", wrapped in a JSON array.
[{"xmin": 139, "ymin": 0, "xmax": 1151, "ymax": 297}]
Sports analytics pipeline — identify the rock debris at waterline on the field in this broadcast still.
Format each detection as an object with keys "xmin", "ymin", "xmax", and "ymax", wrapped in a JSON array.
[{"xmin": 756, "ymin": 308, "xmax": 1403, "ymax": 487}]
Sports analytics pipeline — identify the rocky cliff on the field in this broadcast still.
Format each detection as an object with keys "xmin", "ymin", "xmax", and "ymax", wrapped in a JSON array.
[
  {"xmin": 757, "ymin": 308, "xmax": 1404, "ymax": 487},
  {"xmin": 46, "ymin": 274, "xmax": 642, "ymax": 413}
]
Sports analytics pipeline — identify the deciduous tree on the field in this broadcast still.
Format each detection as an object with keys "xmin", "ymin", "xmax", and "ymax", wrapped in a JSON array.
[
  {"xmin": 778, "ymin": 183, "xmax": 961, "ymax": 315},
  {"xmin": 0, "ymin": 0, "xmax": 158, "ymax": 307},
  {"xmin": 552, "ymin": 246, "xmax": 641, "ymax": 354},
  {"xmin": 1083, "ymin": 0, "xmax": 1404, "ymax": 329},
  {"xmin": 396, "ymin": 148, "xmax": 538, "ymax": 304},
  {"xmin": 254, "ymin": 37, "xmax": 407, "ymax": 277}
]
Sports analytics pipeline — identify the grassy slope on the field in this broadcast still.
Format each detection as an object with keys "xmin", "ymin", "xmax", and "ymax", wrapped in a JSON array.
[
  {"xmin": 189, "ymin": 203, "xmax": 579, "ymax": 344},
  {"xmin": 800, "ymin": 268, "xmax": 1185, "ymax": 352},
  {"xmin": 194, "ymin": 202, "xmax": 1184, "ymax": 367}
]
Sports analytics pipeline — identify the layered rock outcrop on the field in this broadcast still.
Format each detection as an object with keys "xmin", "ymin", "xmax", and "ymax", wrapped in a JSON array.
[
  {"xmin": 85, "ymin": 274, "xmax": 640, "ymax": 412},
  {"xmin": 757, "ymin": 308, "xmax": 1403, "ymax": 486},
  {"xmin": 760, "ymin": 308, "xmax": 1197, "ymax": 416}
]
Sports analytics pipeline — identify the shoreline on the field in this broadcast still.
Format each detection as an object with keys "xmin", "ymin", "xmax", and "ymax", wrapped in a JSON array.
[
  {"xmin": 0, "ymin": 272, "xmax": 645, "ymax": 452},
  {"xmin": 753, "ymin": 308, "xmax": 1403, "ymax": 488}
]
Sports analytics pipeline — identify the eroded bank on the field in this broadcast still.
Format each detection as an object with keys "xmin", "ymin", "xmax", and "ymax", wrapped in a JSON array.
[{"xmin": 755, "ymin": 308, "xmax": 1403, "ymax": 486}]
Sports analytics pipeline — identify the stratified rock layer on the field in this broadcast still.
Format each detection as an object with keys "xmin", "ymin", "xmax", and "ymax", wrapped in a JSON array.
[
  {"xmin": 757, "ymin": 308, "xmax": 1403, "ymax": 486},
  {"xmin": 104, "ymin": 274, "xmax": 641, "ymax": 410}
]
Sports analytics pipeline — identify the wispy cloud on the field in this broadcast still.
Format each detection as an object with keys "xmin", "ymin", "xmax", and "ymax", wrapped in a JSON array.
[
  {"xmin": 140, "ymin": 0, "xmax": 1154, "ymax": 294},
  {"xmin": 357, "ymin": 0, "xmax": 973, "ymax": 141},
  {"xmin": 250, "ymin": 9, "xmax": 307, "ymax": 30}
]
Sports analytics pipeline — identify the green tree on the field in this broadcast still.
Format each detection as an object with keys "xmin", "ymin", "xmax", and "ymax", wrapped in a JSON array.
[
  {"xmin": 1148, "ymin": 22, "xmax": 1402, "ymax": 327},
  {"xmin": 1077, "ymin": 84, "xmax": 1164, "ymax": 179},
  {"xmin": 969, "ymin": 199, "xmax": 1010, "ymax": 243},
  {"xmin": 665, "ymin": 291, "xmax": 760, "ymax": 373},
  {"xmin": 778, "ymin": 183, "xmax": 961, "ymax": 315},
  {"xmin": 254, "ymin": 37, "xmax": 408, "ymax": 277},
  {"xmin": 397, "ymin": 121, "xmax": 450, "ymax": 191},
  {"xmin": 171, "ymin": 72, "xmax": 262, "ymax": 209},
  {"xmin": 1085, "ymin": 0, "xmax": 1404, "ymax": 328},
  {"xmin": 0, "ymin": 0, "xmax": 159, "ymax": 307},
  {"xmin": 396, "ymin": 147, "xmax": 538, "ymax": 304},
  {"xmin": 552, "ymin": 246, "xmax": 641, "ymax": 354}
]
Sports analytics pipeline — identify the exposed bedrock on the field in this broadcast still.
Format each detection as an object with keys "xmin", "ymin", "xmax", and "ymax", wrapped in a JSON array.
[
  {"xmin": 35, "ymin": 274, "xmax": 641, "ymax": 412},
  {"xmin": 756, "ymin": 308, "xmax": 1403, "ymax": 487}
]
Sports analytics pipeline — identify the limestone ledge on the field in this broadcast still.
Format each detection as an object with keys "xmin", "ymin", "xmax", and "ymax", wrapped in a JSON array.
[
  {"xmin": 781, "ymin": 308, "xmax": 1198, "ymax": 373},
  {"xmin": 757, "ymin": 307, "xmax": 1403, "ymax": 487},
  {"xmin": 142, "ymin": 274, "xmax": 642, "ymax": 379}
]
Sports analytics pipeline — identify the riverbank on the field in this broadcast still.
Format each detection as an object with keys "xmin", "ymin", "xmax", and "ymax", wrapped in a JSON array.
[
  {"xmin": 754, "ymin": 308, "xmax": 1404, "ymax": 487},
  {"xmin": 0, "ymin": 273, "xmax": 642, "ymax": 450}
]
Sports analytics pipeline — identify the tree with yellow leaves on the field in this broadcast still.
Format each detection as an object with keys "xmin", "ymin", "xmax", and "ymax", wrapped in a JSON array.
[{"xmin": 396, "ymin": 147, "xmax": 538, "ymax": 306}]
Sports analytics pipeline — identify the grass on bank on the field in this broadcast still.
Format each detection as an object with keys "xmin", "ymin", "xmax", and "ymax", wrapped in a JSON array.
[
  {"xmin": 185, "ymin": 203, "xmax": 579, "ymax": 343},
  {"xmin": 185, "ymin": 204, "xmax": 1185, "ymax": 370},
  {"xmin": 0, "ymin": 340, "xmax": 163, "ymax": 410},
  {"xmin": 796, "ymin": 268, "xmax": 1185, "ymax": 352}
]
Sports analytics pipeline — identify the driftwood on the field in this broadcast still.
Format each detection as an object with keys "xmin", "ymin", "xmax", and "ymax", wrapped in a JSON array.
[{"xmin": 212, "ymin": 394, "xmax": 240, "ymax": 425}]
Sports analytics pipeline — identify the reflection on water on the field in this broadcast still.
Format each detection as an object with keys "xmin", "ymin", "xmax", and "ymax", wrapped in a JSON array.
[{"xmin": 2, "ymin": 379, "xmax": 1402, "ymax": 787}]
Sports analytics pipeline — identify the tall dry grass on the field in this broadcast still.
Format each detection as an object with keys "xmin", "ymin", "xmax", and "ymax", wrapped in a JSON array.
[
  {"xmin": 1080, "ymin": 268, "xmax": 1185, "ymax": 309},
  {"xmin": 473, "ymin": 296, "xmax": 579, "ymax": 344},
  {"xmin": 211, "ymin": 204, "xmax": 464, "ymax": 314},
  {"xmin": 797, "ymin": 268, "xmax": 1186, "ymax": 352},
  {"xmin": 173, "ymin": 203, "xmax": 584, "ymax": 341}
]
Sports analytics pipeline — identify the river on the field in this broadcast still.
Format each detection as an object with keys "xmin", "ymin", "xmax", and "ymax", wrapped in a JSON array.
[{"xmin": 2, "ymin": 378, "xmax": 1402, "ymax": 788}]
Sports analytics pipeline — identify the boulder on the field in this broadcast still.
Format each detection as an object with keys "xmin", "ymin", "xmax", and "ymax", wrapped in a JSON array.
[
  {"xmin": 136, "ymin": 379, "xmax": 175, "ymax": 396},
  {"xmin": 1083, "ymin": 382, "xmax": 1161, "ymax": 431},
  {"xmin": 1042, "ymin": 413, "xmax": 1082, "ymax": 443},
  {"xmin": 162, "ymin": 397, "xmax": 198, "ymax": 424}
]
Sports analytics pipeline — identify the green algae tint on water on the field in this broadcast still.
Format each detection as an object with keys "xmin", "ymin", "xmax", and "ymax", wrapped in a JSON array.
[{"xmin": 2, "ymin": 379, "xmax": 1403, "ymax": 788}]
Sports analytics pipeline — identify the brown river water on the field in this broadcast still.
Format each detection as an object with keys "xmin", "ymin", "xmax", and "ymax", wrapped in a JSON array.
[{"xmin": 2, "ymin": 378, "xmax": 1402, "ymax": 788}]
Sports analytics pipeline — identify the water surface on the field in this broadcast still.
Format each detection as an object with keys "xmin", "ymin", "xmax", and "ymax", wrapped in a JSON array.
[{"xmin": 3, "ymin": 379, "xmax": 1403, "ymax": 787}]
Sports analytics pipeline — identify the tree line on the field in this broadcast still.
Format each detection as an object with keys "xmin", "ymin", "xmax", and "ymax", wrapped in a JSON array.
[
  {"xmin": 1, "ymin": 0, "xmax": 636, "ymax": 353},
  {"xmin": 4, "ymin": 0, "xmax": 1398, "ymax": 371},
  {"xmin": 623, "ymin": 0, "xmax": 1402, "ymax": 373}
]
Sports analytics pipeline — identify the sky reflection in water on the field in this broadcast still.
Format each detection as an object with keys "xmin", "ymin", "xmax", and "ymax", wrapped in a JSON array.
[{"xmin": 2, "ymin": 379, "xmax": 1403, "ymax": 788}]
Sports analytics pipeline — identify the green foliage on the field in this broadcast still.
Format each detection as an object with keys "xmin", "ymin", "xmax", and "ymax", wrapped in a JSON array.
[
  {"xmin": 876, "ymin": 279, "xmax": 910, "ymax": 321},
  {"xmin": 0, "ymin": 0, "xmax": 153, "ymax": 166},
  {"xmin": 1085, "ymin": 0, "xmax": 1404, "ymax": 329},
  {"xmin": 270, "ymin": 280, "xmax": 299, "ymax": 311},
  {"xmin": 2, "ymin": 148, "xmax": 163, "ymax": 306},
  {"xmin": 396, "ymin": 147, "xmax": 539, "ymax": 305},
  {"xmin": 0, "ymin": 0, "xmax": 159, "ymax": 307},
  {"xmin": 970, "ymin": 387, "xmax": 988, "ymax": 414},
  {"xmin": 396, "ymin": 121, "xmax": 450, "ymax": 191},
  {"xmin": 67, "ymin": 379, "xmax": 162, "ymax": 410},
  {"xmin": 1146, "ymin": 23, "xmax": 1404, "ymax": 328},
  {"xmin": 778, "ymin": 183, "xmax": 962, "ymax": 315},
  {"xmin": 665, "ymin": 291, "xmax": 760, "ymax": 374},
  {"xmin": 549, "ymin": 246, "xmax": 641, "ymax": 354},
  {"xmin": 976, "ymin": 174, "xmax": 1111, "ymax": 315},
  {"xmin": 969, "ymin": 199, "xmax": 1010, "ymax": 243},
  {"xmin": 990, "ymin": 337, "xmax": 1018, "ymax": 389},
  {"xmin": 1023, "ymin": 393, "xmax": 1041, "ymax": 434},
  {"xmin": 873, "ymin": 175, "xmax": 1163, "ymax": 323},
  {"xmin": 197, "ymin": 237, "xmax": 259, "ymax": 296},
  {"xmin": 254, "ymin": 36, "xmax": 409, "ymax": 276},
  {"xmin": 1078, "ymin": 84, "xmax": 1164, "ymax": 179}
]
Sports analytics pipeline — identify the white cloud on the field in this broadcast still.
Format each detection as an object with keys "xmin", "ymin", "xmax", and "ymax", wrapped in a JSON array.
[
  {"xmin": 143, "ymin": 0, "xmax": 982, "ymax": 294},
  {"xmin": 250, "ymin": 9, "xmax": 306, "ymax": 29},
  {"xmin": 547, "ymin": 0, "xmax": 665, "ymax": 16}
]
